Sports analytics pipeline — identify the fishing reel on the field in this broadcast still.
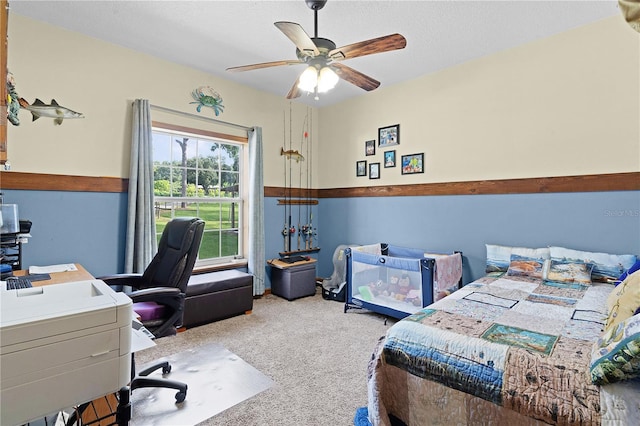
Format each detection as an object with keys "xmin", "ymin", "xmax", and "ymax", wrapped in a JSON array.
[{"xmin": 282, "ymin": 226, "xmax": 296, "ymax": 237}]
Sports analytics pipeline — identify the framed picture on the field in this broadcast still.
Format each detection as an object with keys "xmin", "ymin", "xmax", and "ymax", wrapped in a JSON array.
[
  {"xmin": 384, "ymin": 150, "xmax": 396, "ymax": 168},
  {"xmin": 369, "ymin": 162, "xmax": 380, "ymax": 179},
  {"xmin": 401, "ymin": 153, "xmax": 424, "ymax": 175},
  {"xmin": 365, "ymin": 140, "xmax": 376, "ymax": 156},
  {"xmin": 378, "ymin": 124, "xmax": 399, "ymax": 147},
  {"xmin": 356, "ymin": 160, "xmax": 367, "ymax": 177}
]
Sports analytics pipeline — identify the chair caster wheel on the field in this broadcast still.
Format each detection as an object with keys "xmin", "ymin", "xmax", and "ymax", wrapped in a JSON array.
[
  {"xmin": 175, "ymin": 391, "xmax": 186, "ymax": 403},
  {"xmin": 162, "ymin": 365, "xmax": 172, "ymax": 374}
]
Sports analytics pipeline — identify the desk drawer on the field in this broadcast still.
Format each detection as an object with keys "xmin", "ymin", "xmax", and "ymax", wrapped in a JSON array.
[{"xmin": 1, "ymin": 328, "xmax": 120, "ymax": 381}]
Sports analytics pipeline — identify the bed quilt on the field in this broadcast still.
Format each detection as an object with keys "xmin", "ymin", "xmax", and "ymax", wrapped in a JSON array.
[{"xmin": 368, "ymin": 275, "xmax": 640, "ymax": 425}]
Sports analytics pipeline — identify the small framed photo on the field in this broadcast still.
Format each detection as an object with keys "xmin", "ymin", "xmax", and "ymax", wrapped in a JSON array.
[
  {"xmin": 369, "ymin": 162, "xmax": 380, "ymax": 179},
  {"xmin": 365, "ymin": 140, "xmax": 376, "ymax": 156},
  {"xmin": 356, "ymin": 160, "xmax": 367, "ymax": 177},
  {"xmin": 401, "ymin": 153, "xmax": 424, "ymax": 175},
  {"xmin": 384, "ymin": 150, "xmax": 396, "ymax": 168},
  {"xmin": 378, "ymin": 124, "xmax": 399, "ymax": 147}
]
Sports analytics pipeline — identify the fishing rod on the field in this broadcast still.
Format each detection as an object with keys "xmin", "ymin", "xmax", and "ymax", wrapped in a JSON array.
[
  {"xmin": 297, "ymin": 111, "xmax": 309, "ymax": 252},
  {"xmin": 307, "ymin": 108, "xmax": 314, "ymax": 250},
  {"xmin": 307, "ymin": 107, "xmax": 311, "ymax": 227},
  {"xmin": 288, "ymin": 102, "xmax": 295, "ymax": 253},
  {"xmin": 281, "ymin": 110, "xmax": 288, "ymax": 253}
]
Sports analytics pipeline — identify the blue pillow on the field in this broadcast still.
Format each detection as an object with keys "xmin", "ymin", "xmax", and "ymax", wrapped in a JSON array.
[{"xmin": 617, "ymin": 258, "xmax": 640, "ymax": 285}]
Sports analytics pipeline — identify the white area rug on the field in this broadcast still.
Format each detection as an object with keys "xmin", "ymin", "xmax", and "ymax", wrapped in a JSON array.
[{"xmin": 130, "ymin": 343, "xmax": 274, "ymax": 426}]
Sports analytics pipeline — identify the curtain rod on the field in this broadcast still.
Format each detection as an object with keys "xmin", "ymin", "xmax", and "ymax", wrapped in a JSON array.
[{"xmin": 149, "ymin": 104, "xmax": 253, "ymax": 132}]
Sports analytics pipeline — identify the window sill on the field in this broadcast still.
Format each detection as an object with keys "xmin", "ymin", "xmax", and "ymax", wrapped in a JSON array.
[{"xmin": 193, "ymin": 260, "xmax": 248, "ymax": 274}]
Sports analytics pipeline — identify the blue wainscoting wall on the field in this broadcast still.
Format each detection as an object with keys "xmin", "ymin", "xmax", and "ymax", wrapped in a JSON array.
[
  {"xmin": 315, "ymin": 191, "xmax": 640, "ymax": 284},
  {"xmin": 3, "ymin": 188, "xmax": 639, "ymax": 288},
  {"xmin": 2, "ymin": 189, "xmax": 127, "ymax": 277}
]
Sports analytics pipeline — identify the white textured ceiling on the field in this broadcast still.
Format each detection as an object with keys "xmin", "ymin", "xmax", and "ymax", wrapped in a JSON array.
[{"xmin": 9, "ymin": 0, "xmax": 622, "ymax": 108}]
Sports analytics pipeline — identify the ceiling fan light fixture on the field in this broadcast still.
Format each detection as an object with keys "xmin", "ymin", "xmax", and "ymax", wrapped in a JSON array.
[
  {"xmin": 228, "ymin": 2, "xmax": 406, "ymax": 100},
  {"xmin": 317, "ymin": 66, "xmax": 339, "ymax": 93},
  {"xmin": 298, "ymin": 66, "xmax": 318, "ymax": 92}
]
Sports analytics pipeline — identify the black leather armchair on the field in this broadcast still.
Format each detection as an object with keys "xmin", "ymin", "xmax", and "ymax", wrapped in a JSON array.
[{"xmin": 101, "ymin": 217, "xmax": 205, "ymax": 403}]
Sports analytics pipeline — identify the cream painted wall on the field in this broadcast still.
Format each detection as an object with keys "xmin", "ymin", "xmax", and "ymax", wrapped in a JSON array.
[
  {"xmin": 6, "ymin": 14, "xmax": 318, "ymax": 189},
  {"xmin": 318, "ymin": 16, "xmax": 640, "ymax": 188},
  {"xmin": 6, "ymin": 14, "xmax": 638, "ymax": 191}
]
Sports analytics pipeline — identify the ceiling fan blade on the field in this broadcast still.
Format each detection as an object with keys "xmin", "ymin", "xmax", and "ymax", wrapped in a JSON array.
[
  {"xmin": 286, "ymin": 78, "xmax": 302, "ymax": 99},
  {"xmin": 329, "ymin": 33, "xmax": 407, "ymax": 61},
  {"xmin": 330, "ymin": 63, "xmax": 380, "ymax": 92},
  {"xmin": 226, "ymin": 60, "xmax": 303, "ymax": 72},
  {"xmin": 275, "ymin": 21, "xmax": 320, "ymax": 57}
]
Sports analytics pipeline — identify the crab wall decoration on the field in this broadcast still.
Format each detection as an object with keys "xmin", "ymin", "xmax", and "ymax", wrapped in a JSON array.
[{"xmin": 190, "ymin": 86, "xmax": 225, "ymax": 116}]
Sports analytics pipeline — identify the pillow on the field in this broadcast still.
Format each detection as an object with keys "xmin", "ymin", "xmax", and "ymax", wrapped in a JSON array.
[
  {"xmin": 591, "ymin": 312, "xmax": 640, "ymax": 385},
  {"xmin": 486, "ymin": 244, "xmax": 550, "ymax": 274},
  {"xmin": 617, "ymin": 258, "xmax": 640, "ymax": 285},
  {"xmin": 545, "ymin": 259, "xmax": 593, "ymax": 284},
  {"xmin": 506, "ymin": 254, "xmax": 546, "ymax": 279},
  {"xmin": 549, "ymin": 246, "xmax": 637, "ymax": 283},
  {"xmin": 605, "ymin": 270, "xmax": 640, "ymax": 329}
]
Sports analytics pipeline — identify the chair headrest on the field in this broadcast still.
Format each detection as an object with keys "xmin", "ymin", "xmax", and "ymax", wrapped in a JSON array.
[{"xmin": 165, "ymin": 217, "xmax": 201, "ymax": 250}]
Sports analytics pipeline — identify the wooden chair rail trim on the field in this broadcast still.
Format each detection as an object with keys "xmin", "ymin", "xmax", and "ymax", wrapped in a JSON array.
[
  {"xmin": 0, "ymin": 171, "xmax": 128, "ymax": 193},
  {"xmin": 268, "ymin": 172, "xmax": 639, "ymax": 198},
  {"xmin": 1, "ymin": 171, "xmax": 637, "ymax": 196}
]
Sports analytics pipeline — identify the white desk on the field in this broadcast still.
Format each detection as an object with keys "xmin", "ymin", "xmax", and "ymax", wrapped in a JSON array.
[{"xmin": 0, "ymin": 278, "xmax": 133, "ymax": 426}]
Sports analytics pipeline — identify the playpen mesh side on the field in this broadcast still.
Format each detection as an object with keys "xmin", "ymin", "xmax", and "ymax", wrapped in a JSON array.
[
  {"xmin": 321, "ymin": 245, "xmax": 354, "ymax": 291},
  {"xmin": 349, "ymin": 251, "xmax": 426, "ymax": 314}
]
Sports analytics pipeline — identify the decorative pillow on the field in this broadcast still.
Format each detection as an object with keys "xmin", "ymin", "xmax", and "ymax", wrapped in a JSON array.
[
  {"xmin": 591, "ymin": 312, "xmax": 640, "ymax": 385},
  {"xmin": 605, "ymin": 270, "xmax": 640, "ymax": 329},
  {"xmin": 549, "ymin": 246, "xmax": 637, "ymax": 283},
  {"xmin": 486, "ymin": 244, "xmax": 550, "ymax": 274},
  {"xmin": 545, "ymin": 259, "xmax": 593, "ymax": 284},
  {"xmin": 506, "ymin": 254, "xmax": 546, "ymax": 279},
  {"xmin": 617, "ymin": 258, "xmax": 640, "ymax": 286}
]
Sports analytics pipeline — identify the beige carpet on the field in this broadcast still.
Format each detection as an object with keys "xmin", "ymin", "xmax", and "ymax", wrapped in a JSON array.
[{"xmin": 133, "ymin": 287, "xmax": 396, "ymax": 425}]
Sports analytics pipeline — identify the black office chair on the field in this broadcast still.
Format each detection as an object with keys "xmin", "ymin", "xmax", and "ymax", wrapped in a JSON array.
[{"xmin": 101, "ymin": 217, "xmax": 205, "ymax": 404}]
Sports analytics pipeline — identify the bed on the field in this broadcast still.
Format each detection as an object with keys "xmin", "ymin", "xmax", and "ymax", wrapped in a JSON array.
[
  {"xmin": 344, "ymin": 244, "xmax": 462, "ymax": 320},
  {"xmin": 366, "ymin": 244, "xmax": 640, "ymax": 425}
]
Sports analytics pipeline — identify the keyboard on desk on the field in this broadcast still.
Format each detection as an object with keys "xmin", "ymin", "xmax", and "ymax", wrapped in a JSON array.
[{"xmin": 5, "ymin": 277, "xmax": 33, "ymax": 290}]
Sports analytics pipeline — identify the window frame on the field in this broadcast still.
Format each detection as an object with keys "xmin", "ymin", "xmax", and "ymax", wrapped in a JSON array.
[{"xmin": 151, "ymin": 121, "xmax": 248, "ymax": 269}]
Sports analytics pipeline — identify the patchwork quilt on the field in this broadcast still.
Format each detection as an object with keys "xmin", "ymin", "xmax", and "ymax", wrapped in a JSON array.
[{"xmin": 367, "ymin": 275, "xmax": 640, "ymax": 426}]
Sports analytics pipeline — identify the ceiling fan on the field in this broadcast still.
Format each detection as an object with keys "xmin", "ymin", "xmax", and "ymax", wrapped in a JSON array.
[{"xmin": 226, "ymin": 0, "xmax": 407, "ymax": 100}]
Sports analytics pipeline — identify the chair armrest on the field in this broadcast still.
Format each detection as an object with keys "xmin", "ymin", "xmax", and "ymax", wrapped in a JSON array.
[
  {"xmin": 99, "ymin": 273, "xmax": 143, "ymax": 281},
  {"xmin": 99, "ymin": 274, "xmax": 145, "ymax": 292},
  {"xmin": 129, "ymin": 287, "xmax": 181, "ymax": 300},
  {"xmin": 129, "ymin": 287, "xmax": 185, "ymax": 310}
]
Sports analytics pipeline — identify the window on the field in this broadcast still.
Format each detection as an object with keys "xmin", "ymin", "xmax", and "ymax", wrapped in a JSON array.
[{"xmin": 152, "ymin": 124, "xmax": 244, "ymax": 267}]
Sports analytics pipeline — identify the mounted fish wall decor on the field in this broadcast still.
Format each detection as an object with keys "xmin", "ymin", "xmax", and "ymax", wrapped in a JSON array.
[
  {"xmin": 19, "ymin": 98, "xmax": 84, "ymax": 125},
  {"xmin": 190, "ymin": 86, "xmax": 224, "ymax": 116},
  {"xmin": 6, "ymin": 72, "xmax": 21, "ymax": 126},
  {"xmin": 280, "ymin": 147, "xmax": 304, "ymax": 162}
]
